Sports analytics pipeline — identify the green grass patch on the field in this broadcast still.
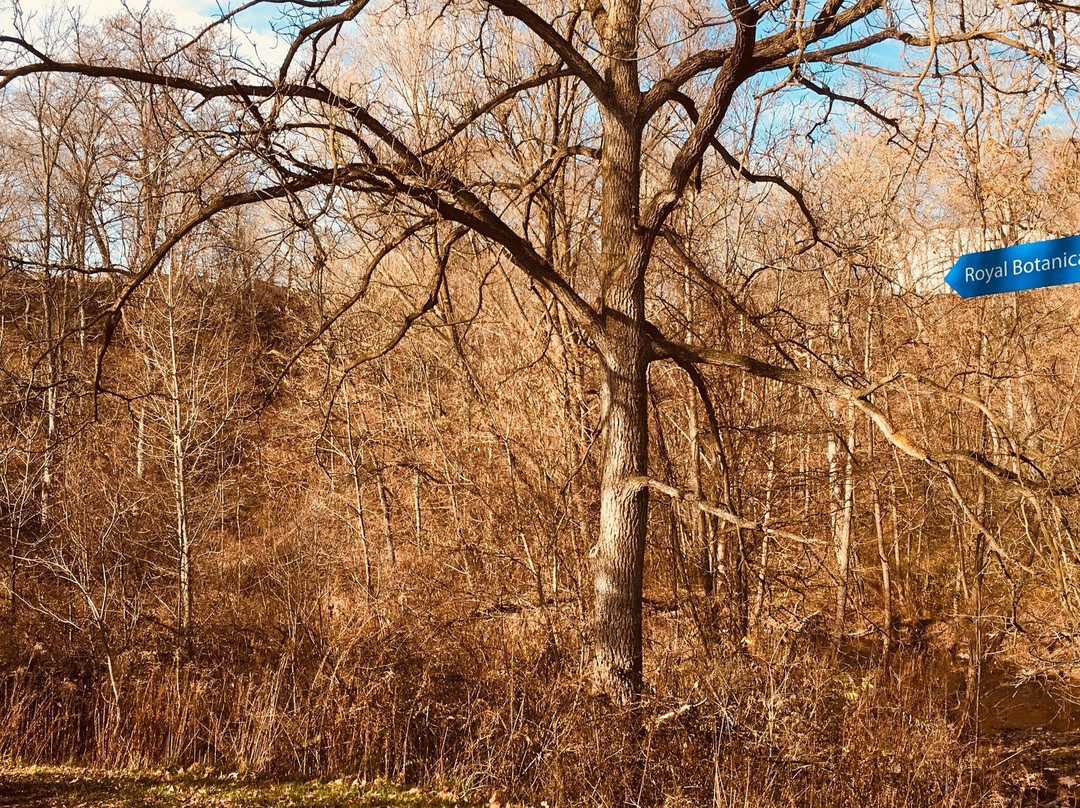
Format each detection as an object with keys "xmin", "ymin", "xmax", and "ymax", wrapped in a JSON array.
[{"xmin": 0, "ymin": 762, "xmax": 480, "ymax": 807}]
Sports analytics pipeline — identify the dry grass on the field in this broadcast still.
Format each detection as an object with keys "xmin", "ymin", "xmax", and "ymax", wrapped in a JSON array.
[{"xmin": 0, "ymin": 606, "xmax": 1031, "ymax": 808}]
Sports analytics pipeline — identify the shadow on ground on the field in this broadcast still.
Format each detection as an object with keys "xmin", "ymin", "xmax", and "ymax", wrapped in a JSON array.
[
  {"xmin": 0, "ymin": 766, "xmax": 470, "ymax": 808},
  {"xmin": 0, "ymin": 767, "xmax": 158, "ymax": 807}
]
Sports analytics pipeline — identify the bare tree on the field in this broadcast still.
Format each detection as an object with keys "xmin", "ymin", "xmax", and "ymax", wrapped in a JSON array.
[{"xmin": 2, "ymin": 0, "xmax": 1076, "ymax": 703}]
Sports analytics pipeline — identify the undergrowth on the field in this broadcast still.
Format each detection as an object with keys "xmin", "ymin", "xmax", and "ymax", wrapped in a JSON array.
[{"xmin": 0, "ymin": 605, "xmax": 1017, "ymax": 807}]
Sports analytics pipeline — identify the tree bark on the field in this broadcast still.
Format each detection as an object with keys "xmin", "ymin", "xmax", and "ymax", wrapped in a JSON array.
[
  {"xmin": 832, "ymin": 409, "xmax": 855, "ymax": 640},
  {"xmin": 593, "ymin": 16, "xmax": 648, "ymax": 696},
  {"xmin": 594, "ymin": 319, "xmax": 649, "ymax": 703}
]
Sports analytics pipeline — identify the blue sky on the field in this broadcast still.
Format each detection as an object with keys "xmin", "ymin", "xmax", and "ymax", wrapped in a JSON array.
[{"xmin": 3, "ymin": 0, "xmax": 290, "ymax": 61}]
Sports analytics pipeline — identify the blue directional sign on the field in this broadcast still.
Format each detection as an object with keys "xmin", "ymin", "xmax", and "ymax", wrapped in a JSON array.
[{"xmin": 945, "ymin": 234, "xmax": 1080, "ymax": 298}]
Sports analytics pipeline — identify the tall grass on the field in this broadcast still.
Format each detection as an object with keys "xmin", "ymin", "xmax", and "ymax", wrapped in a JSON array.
[{"xmin": 0, "ymin": 609, "xmax": 1002, "ymax": 807}]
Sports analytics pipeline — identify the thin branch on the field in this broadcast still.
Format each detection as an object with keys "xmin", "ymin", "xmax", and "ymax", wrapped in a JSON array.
[
  {"xmin": 422, "ymin": 66, "xmax": 576, "ymax": 154},
  {"xmin": 649, "ymin": 334, "xmax": 1080, "ymax": 496},
  {"xmin": 276, "ymin": 0, "xmax": 372, "ymax": 86},
  {"xmin": 270, "ymin": 217, "xmax": 436, "ymax": 392},
  {"xmin": 476, "ymin": 0, "xmax": 615, "ymax": 111},
  {"xmin": 665, "ymin": 90, "xmax": 820, "ymax": 245},
  {"xmin": 797, "ymin": 73, "xmax": 904, "ymax": 136},
  {"xmin": 87, "ymin": 169, "xmax": 359, "ymax": 404},
  {"xmin": 637, "ymin": 476, "xmax": 814, "ymax": 544}
]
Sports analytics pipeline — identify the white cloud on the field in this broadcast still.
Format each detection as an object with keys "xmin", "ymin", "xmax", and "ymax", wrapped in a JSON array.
[
  {"xmin": 3, "ymin": 0, "xmax": 290, "ymax": 66},
  {"xmin": 10, "ymin": 0, "xmax": 215, "ymax": 30}
]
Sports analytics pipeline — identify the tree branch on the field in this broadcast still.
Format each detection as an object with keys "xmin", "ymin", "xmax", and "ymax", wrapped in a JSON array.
[
  {"xmin": 422, "ymin": 66, "xmax": 577, "ymax": 155},
  {"xmin": 649, "ymin": 334, "xmax": 1080, "ymax": 496},
  {"xmin": 664, "ymin": 90, "xmax": 820, "ymax": 245},
  {"xmin": 475, "ymin": 0, "xmax": 615, "ymax": 111},
  {"xmin": 634, "ymin": 476, "xmax": 813, "ymax": 544}
]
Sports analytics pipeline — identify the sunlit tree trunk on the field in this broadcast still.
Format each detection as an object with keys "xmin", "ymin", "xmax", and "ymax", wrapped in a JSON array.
[
  {"xmin": 593, "ymin": 5, "xmax": 648, "ymax": 698},
  {"xmin": 165, "ymin": 289, "xmax": 193, "ymax": 650},
  {"xmin": 753, "ymin": 433, "xmax": 778, "ymax": 625},
  {"xmin": 826, "ymin": 284, "xmax": 855, "ymax": 639}
]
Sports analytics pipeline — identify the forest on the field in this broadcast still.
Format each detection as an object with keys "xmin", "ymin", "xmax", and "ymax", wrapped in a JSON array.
[{"xmin": 2, "ymin": 0, "xmax": 1080, "ymax": 804}]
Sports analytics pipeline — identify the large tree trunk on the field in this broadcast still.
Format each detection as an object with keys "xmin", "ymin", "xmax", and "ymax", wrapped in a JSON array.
[
  {"xmin": 594, "ymin": 317, "xmax": 649, "ymax": 703},
  {"xmin": 593, "ymin": 22, "xmax": 648, "ymax": 698}
]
